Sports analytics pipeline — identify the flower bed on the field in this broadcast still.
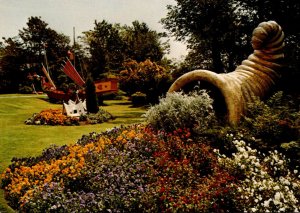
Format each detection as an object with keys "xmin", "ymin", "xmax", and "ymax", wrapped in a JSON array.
[
  {"xmin": 1, "ymin": 124, "xmax": 299, "ymax": 212},
  {"xmin": 24, "ymin": 108, "xmax": 114, "ymax": 126},
  {"xmin": 2, "ymin": 91, "xmax": 300, "ymax": 212}
]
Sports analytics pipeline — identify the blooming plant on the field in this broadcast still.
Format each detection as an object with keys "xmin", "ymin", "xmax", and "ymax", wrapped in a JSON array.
[
  {"xmin": 25, "ymin": 109, "xmax": 79, "ymax": 125},
  {"xmin": 25, "ymin": 108, "xmax": 114, "ymax": 126},
  {"xmin": 2, "ymin": 91, "xmax": 300, "ymax": 212},
  {"xmin": 216, "ymin": 133, "xmax": 300, "ymax": 212}
]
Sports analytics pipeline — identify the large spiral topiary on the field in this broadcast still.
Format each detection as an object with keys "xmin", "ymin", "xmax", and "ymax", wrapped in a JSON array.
[{"xmin": 168, "ymin": 21, "xmax": 285, "ymax": 125}]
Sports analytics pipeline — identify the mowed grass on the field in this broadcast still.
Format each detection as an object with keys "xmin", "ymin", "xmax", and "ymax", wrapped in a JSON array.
[{"xmin": 0, "ymin": 94, "xmax": 147, "ymax": 212}]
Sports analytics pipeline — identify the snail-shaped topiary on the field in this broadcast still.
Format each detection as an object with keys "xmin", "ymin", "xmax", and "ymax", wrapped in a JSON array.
[{"xmin": 168, "ymin": 21, "xmax": 285, "ymax": 125}]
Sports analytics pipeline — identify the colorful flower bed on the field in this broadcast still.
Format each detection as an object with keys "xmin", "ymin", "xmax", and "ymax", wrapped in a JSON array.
[
  {"xmin": 24, "ymin": 108, "xmax": 114, "ymax": 126},
  {"xmin": 2, "ymin": 124, "xmax": 299, "ymax": 212},
  {"xmin": 2, "ymin": 91, "xmax": 300, "ymax": 212}
]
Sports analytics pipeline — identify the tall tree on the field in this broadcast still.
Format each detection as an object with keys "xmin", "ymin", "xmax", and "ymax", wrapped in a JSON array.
[
  {"xmin": 0, "ymin": 16, "xmax": 71, "ymax": 93},
  {"xmin": 162, "ymin": 0, "xmax": 245, "ymax": 73},
  {"xmin": 0, "ymin": 38, "xmax": 26, "ymax": 92},
  {"xmin": 121, "ymin": 20, "xmax": 168, "ymax": 62},
  {"xmin": 85, "ymin": 74, "xmax": 99, "ymax": 113},
  {"xmin": 241, "ymin": 0, "xmax": 300, "ymax": 95},
  {"xmin": 18, "ymin": 16, "xmax": 71, "ymax": 79},
  {"xmin": 81, "ymin": 20, "xmax": 169, "ymax": 79},
  {"xmin": 82, "ymin": 20, "xmax": 126, "ymax": 79}
]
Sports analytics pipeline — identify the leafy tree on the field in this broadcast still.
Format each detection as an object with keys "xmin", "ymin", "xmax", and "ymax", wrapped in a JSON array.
[
  {"xmin": 81, "ymin": 20, "xmax": 126, "ymax": 79},
  {"xmin": 121, "ymin": 20, "xmax": 168, "ymax": 62},
  {"xmin": 0, "ymin": 38, "xmax": 26, "ymax": 92},
  {"xmin": 81, "ymin": 20, "xmax": 170, "ymax": 80},
  {"xmin": 119, "ymin": 59, "xmax": 172, "ymax": 104},
  {"xmin": 161, "ymin": 0, "xmax": 248, "ymax": 73},
  {"xmin": 0, "ymin": 16, "xmax": 71, "ymax": 93},
  {"xmin": 240, "ymin": 0, "xmax": 300, "ymax": 96},
  {"xmin": 85, "ymin": 74, "xmax": 99, "ymax": 113},
  {"xmin": 163, "ymin": 0, "xmax": 300, "ymax": 96}
]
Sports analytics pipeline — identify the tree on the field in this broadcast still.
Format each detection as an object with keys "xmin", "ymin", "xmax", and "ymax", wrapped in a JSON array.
[
  {"xmin": 162, "ymin": 0, "xmax": 247, "ymax": 73},
  {"xmin": 162, "ymin": 0, "xmax": 300, "ymax": 96},
  {"xmin": 241, "ymin": 0, "xmax": 300, "ymax": 96},
  {"xmin": 81, "ymin": 20, "xmax": 170, "ymax": 80},
  {"xmin": 0, "ymin": 38, "xmax": 26, "ymax": 92},
  {"xmin": 121, "ymin": 21, "xmax": 168, "ymax": 62},
  {"xmin": 18, "ymin": 17, "xmax": 71, "ymax": 82},
  {"xmin": 0, "ymin": 16, "xmax": 71, "ymax": 93},
  {"xmin": 85, "ymin": 74, "xmax": 99, "ymax": 113},
  {"xmin": 82, "ymin": 20, "xmax": 126, "ymax": 79},
  {"xmin": 119, "ymin": 59, "xmax": 172, "ymax": 104}
]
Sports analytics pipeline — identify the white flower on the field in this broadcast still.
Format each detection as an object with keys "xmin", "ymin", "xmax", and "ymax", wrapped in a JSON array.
[
  {"xmin": 294, "ymin": 169, "xmax": 298, "ymax": 174},
  {"xmin": 263, "ymin": 200, "xmax": 270, "ymax": 207},
  {"xmin": 274, "ymin": 192, "xmax": 281, "ymax": 203},
  {"xmin": 292, "ymin": 182, "xmax": 298, "ymax": 189},
  {"xmin": 274, "ymin": 185, "xmax": 280, "ymax": 190},
  {"xmin": 279, "ymin": 207, "xmax": 285, "ymax": 212},
  {"xmin": 251, "ymin": 207, "xmax": 257, "ymax": 212},
  {"xmin": 277, "ymin": 160, "xmax": 284, "ymax": 165}
]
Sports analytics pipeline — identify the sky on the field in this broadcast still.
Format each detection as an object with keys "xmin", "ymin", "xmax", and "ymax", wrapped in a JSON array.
[{"xmin": 0, "ymin": 0, "xmax": 188, "ymax": 60}]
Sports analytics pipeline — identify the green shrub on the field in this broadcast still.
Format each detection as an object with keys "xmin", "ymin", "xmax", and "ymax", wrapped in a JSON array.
[
  {"xmin": 239, "ymin": 92, "xmax": 300, "ymax": 151},
  {"xmin": 85, "ymin": 75, "xmax": 99, "ymax": 113},
  {"xmin": 143, "ymin": 90, "xmax": 217, "ymax": 133},
  {"xmin": 131, "ymin": 92, "xmax": 147, "ymax": 106}
]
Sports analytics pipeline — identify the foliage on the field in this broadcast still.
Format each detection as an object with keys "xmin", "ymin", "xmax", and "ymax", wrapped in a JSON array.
[
  {"xmin": 79, "ymin": 108, "xmax": 114, "ymax": 124},
  {"xmin": 162, "ymin": 0, "xmax": 300, "ymax": 96},
  {"xmin": 121, "ymin": 20, "xmax": 168, "ymax": 62},
  {"xmin": 131, "ymin": 92, "xmax": 147, "ymax": 106},
  {"xmin": 1, "ymin": 125, "xmax": 239, "ymax": 212},
  {"xmin": 239, "ymin": 92, "xmax": 300, "ymax": 151},
  {"xmin": 19, "ymin": 86, "xmax": 34, "ymax": 94},
  {"xmin": 0, "ymin": 16, "xmax": 71, "ymax": 93},
  {"xmin": 3, "ymin": 123, "xmax": 298, "ymax": 212},
  {"xmin": 1, "ymin": 90, "xmax": 300, "ymax": 212},
  {"xmin": 144, "ymin": 90, "xmax": 217, "ymax": 133},
  {"xmin": 81, "ymin": 20, "xmax": 169, "ymax": 80},
  {"xmin": 81, "ymin": 20, "xmax": 126, "ymax": 79},
  {"xmin": 162, "ymin": 0, "xmax": 251, "ymax": 73},
  {"xmin": 85, "ymin": 75, "xmax": 99, "ymax": 113},
  {"xmin": 119, "ymin": 59, "xmax": 172, "ymax": 104}
]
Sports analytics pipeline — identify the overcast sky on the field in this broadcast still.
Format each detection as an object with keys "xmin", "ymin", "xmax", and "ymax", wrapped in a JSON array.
[{"xmin": 0, "ymin": 0, "xmax": 188, "ymax": 60}]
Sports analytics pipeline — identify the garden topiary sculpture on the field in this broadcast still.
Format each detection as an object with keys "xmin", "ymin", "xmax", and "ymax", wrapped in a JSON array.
[{"xmin": 168, "ymin": 21, "xmax": 285, "ymax": 125}]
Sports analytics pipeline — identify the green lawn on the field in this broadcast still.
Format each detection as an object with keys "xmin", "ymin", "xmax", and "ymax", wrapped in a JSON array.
[{"xmin": 0, "ymin": 94, "xmax": 147, "ymax": 212}]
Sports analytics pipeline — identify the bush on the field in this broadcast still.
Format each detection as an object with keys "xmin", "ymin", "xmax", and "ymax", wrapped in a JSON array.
[
  {"xmin": 143, "ymin": 90, "xmax": 217, "ymax": 133},
  {"xmin": 131, "ymin": 92, "xmax": 147, "ymax": 106},
  {"xmin": 79, "ymin": 108, "xmax": 114, "ymax": 124},
  {"xmin": 239, "ymin": 92, "xmax": 300, "ymax": 152},
  {"xmin": 85, "ymin": 75, "xmax": 99, "ymax": 113},
  {"xmin": 119, "ymin": 59, "xmax": 172, "ymax": 104}
]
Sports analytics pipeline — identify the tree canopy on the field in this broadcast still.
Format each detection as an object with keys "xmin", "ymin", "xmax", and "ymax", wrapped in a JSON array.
[
  {"xmin": 162, "ymin": 0, "xmax": 299, "ymax": 70},
  {"xmin": 162, "ymin": 0, "xmax": 300, "ymax": 95},
  {"xmin": 0, "ymin": 16, "xmax": 71, "ymax": 93},
  {"xmin": 81, "ymin": 20, "xmax": 168, "ymax": 79}
]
